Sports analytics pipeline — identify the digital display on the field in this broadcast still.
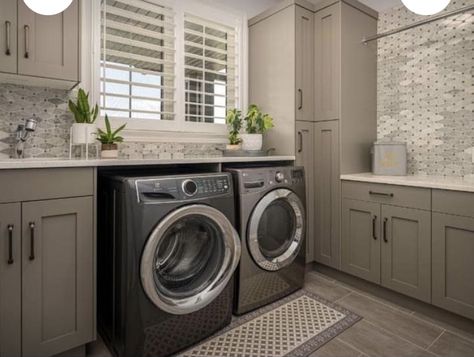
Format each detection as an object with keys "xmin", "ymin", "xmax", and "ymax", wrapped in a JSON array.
[{"xmin": 292, "ymin": 169, "xmax": 304, "ymax": 179}]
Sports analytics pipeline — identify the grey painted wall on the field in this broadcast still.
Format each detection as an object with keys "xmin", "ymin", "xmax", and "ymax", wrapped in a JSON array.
[{"xmin": 377, "ymin": 0, "xmax": 474, "ymax": 177}]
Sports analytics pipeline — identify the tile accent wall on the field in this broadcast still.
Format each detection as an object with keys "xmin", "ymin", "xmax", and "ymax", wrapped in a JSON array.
[
  {"xmin": 377, "ymin": 0, "xmax": 474, "ymax": 177},
  {"xmin": 0, "ymin": 84, "xmax": 224, "ymax": 160}
]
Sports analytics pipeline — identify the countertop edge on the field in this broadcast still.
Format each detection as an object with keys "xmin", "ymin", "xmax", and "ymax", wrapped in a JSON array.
[{"xmin": 341, "ymin": 173, "xmax": 474, "ymax": 193}]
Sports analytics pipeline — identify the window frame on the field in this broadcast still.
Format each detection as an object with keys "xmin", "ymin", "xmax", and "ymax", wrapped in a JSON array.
[{"xmin": 84, "ymin": 0, "xmax": 248, "ymax": 142}]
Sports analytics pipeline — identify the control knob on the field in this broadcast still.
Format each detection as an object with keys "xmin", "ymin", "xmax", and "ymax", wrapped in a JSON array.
[
  {"xmin": 275, "ymin": 171, "xmax": 285, "ymax": 183},
  {"xmin": 182, "ymin": 179, "xmax": 198, "ymax": 196}
]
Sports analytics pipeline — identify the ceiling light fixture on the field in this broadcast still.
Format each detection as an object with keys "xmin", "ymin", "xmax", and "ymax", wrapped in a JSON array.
[
  {"xmin": 23, "ymin": 0, "xmax": 74, "ymax": 16},
  {"xmin": 401, "ymin": 0, "xmax": 451, "ymax": 16}
]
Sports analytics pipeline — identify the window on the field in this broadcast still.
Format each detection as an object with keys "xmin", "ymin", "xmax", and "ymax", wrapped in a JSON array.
[{"xmin": 97, "ymin": 0, "xmax": 245, "ymax": 136}]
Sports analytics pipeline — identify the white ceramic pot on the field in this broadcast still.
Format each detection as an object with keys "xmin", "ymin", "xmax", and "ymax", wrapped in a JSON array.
[
  {"xmin": 241, "ymin": 134, "xmax": 263, "ymax": 151},
  {"xmin": 101, "ymin": 144, "xmax": 119, "ymax": 159},
  {"xmin": 71, "ymin": 123, "xmax": 97, "ymax": 144}
]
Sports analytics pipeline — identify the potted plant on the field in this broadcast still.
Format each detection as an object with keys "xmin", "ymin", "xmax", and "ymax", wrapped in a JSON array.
[
  {"xmin": 68, "ymin": 88, "xmax": 99, "ymax": 144},
  {"xmin": 241, "ymin": 104, "xmax": 274, "ymax": 151},
  {"xmin": 225, "ymin": 108, "xmax": 243, "ymax": 151},
  {"xmin": 97, "ymin": 115, "xmax": 126, "ymax": 159}
]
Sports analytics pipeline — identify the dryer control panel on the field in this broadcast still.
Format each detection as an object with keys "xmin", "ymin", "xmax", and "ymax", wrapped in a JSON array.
[{"xmin": 135, "ymin": 174, "xmax": 231, "ymax": 202}]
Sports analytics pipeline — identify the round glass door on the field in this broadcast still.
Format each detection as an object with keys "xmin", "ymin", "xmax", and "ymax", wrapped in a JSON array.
[
  {"xmin": 141, "ymin": 205, "xmax": 241, "ymax": 315},
  {"xmin": 247, "ymin": 189, "xmax": 305, "ymax": 271}
]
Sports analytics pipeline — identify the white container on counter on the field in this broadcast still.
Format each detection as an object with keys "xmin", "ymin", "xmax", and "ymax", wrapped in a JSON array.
[{"xmin": 371, "ymin": 141, "xmax": 407, "ymax": 176}]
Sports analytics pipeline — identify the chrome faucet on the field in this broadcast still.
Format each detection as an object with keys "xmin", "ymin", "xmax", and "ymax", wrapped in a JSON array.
[{"xmin": 15, "ymin": 118, "xmax": 37, "ymax": 158}]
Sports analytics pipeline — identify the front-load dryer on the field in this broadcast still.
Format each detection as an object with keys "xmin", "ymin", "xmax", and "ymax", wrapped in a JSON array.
[
  {"xmin": 97, "ymin": 173, "xmax": 241, "ymax": 357},
  {"xmin": 226, "ymin": 166, "xmax": 306, "ymax": 315}
]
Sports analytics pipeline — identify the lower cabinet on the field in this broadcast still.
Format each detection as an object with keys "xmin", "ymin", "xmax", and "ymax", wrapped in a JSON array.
[
  {"xmin": 341, "ymin": 195, "xmax": 431, "ymax": 302},
  {"xmin": 0, "ymin": 196, "xmax": 94, "ymax": 357},
  {"xmin": 432, "ymin": 213, "xmax": 474, "ymax": 320}
]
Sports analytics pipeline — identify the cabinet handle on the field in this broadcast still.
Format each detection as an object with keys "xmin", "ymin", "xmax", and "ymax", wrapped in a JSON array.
[
  {"xmin": 372, "ymin": 216, "xmax": 377, "ymax": 240},
  {"xmin": 298, "ymin": 89, "xmax": 303, "ymax": 110},
  {"xmin": 297, "ymin": 131, "xmax": 303, "ymax": 153},
  {"xmin": 369, "ymin": 190, "xmax": 394, "ymax": 198},
  {"xmin": 7, "ymin": 225, "xmax": 14, "ymax": 265},
  {"xmin": 29, "ymin": 222, "xmax": 35, "ymax": 260},
  {"xmin": 5, "ymin": 21, "xmax": 11, "ymax": 56},
  {"xmin": 24, "ymin": 25, "xmax": 30, "ymax": 59},
  {"xmin": 383, "ymin": 218, "xmax": 388, "ymax": 243}
]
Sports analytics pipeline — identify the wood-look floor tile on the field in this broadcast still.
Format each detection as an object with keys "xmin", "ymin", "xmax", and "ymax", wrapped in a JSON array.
[
  {"xmin": 305, "ymin": 272, "xmax": 351, "ymax": 302},
  {"xmin": 309, "ymin": 338, "xmax": 363, "ymax": 357},
  {"xmin": 428, "ymin": 331, "xmax": 474, "ymax": 357}
]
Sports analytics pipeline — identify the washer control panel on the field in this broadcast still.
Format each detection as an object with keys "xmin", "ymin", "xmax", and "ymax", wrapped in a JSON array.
[{"xmin": 136, "ymin": 174, "xmax": 231, "ymax": 202}]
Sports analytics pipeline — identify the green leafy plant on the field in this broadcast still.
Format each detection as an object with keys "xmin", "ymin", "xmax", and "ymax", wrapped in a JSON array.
[
  {"xmin": 97, "ymin": 115, "xmax": 126, "ymax": 145},
  {"xmin": 244, "ymin": 104, "xmax": 274, "ymax": 134},
  {"xmin": 226, "ymin": 108, "xmax": 243, "ymax": 145},
  {"xmin": 68, "ymin": 88, "xmax": 99, "ymax": 124}
]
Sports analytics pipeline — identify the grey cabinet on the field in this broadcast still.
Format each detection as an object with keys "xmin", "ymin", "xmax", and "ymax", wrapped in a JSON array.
[
  {"xmin": 314, "ymin": 120, "xmax": 341, "ymax": 268},
  {"xmin": 296, "ymin": 121, "xmax": 314, "ymax": 262},
  {"xmin": 295, "ymin": 6, "xmax": 314, "ymax": 122},
  {"xmin": 0, "ymin": 0, "xmax": 17, "ymax": 74},
  {"xmin": 432, "ymin": 213, "xmax": 474, "ymax": 320},
  {"xmin": 18, "ymin": 0, "xmax": 80, "ymax": 81},
  {"xmin": 22, "ymin": 197, "xmax": 94, "ymax": 357},
  {"xmin": 341, "ymin": 199, "xmax": 380, "ymax": 283},
  {"xmin": 381, "ymin": 205, "xmax": 431, "ymax": 302},
  {"xmin": 0, "ymin": 203, "xmax": 21, "ymax": 357},
  {"xmin": 314, "ymin": 3, "xmax": 340, "ymax": 121}
]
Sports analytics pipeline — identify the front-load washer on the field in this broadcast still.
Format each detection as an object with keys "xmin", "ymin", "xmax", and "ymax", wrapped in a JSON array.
[
  {"xmin": 226, "ymin": 166, "xmax": 306, "ymax": 315},
  {"xmin": 97, "ymin": 173, "xmax": 241, "ymax": 357}
]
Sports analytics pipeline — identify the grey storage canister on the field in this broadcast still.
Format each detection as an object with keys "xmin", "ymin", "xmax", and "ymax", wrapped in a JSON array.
[{"xmin": 372, "ymin": 142, "xmax": 407, "ymax": 176}]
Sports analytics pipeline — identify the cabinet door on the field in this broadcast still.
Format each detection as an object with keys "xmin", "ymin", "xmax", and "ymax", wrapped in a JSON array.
[
  {"xmin": 314, "ymin": 120, "xmax": 340, "ymax": 268},
  {"xmin": 381, "ymin": 206, "xmax": 431, "ymax": 302},
  {"xmin": 22, "ymin": 197, "xmax": 94, "ymax": 357},
  {"xmin": 295, "ymin": 6, "xmax": 314, "ymax": 122},
  {"xmin": 432, "ymin": 213, "xmax": 474, "ymax": 320},
  {"xmin": 341, "ymin": 199, "xmax": 380, "ymax": 283},
  {"xmin": 314, "ymin": 3, "xmax": 341, "ymax": 121},
  {"xmin": 18, "ymin": 0, "xmax": 80, "ymax": 81},
  {"xmin": 296, "ymin": 121, "xmax": 314, "ymax": 262},
  {"xmin": 0, "ymin": 0, "xmax": 17, "ymax": 74},
  {"xmin": 0, "ymin": 203, "xmax": 21, "ymax": 357}
]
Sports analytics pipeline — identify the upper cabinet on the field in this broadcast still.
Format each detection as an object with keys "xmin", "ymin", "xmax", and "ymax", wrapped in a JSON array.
[{"xmin": 0, "ymin": 0, "xmax": 80, "ymax": 89}]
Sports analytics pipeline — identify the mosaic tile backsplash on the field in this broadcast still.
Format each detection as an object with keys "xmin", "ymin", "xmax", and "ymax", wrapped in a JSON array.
[
  {"xmin": 0, "ymin": 84, "xmax": 224, "ymax": 160},
  {"xmin": 377, "ymin": 0, "xmax": 474, "ymax": 177}
]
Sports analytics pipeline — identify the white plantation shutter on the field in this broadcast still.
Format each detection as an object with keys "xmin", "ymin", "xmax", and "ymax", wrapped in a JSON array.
[
  {"xmin": 184, "ymin": 14, "xmax": 238, "ymax": 124},
  {"xmin": 100, "ymin": 0, "xmax": 175, "ymax": 121}
]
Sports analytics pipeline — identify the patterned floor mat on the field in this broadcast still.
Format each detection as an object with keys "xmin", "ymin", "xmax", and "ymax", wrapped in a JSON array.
[{"xmin": 177, "ymin": 290, "xmax": 361, "ymax": 357}]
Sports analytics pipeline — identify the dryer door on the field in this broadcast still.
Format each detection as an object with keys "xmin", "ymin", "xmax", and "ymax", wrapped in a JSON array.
[
  {"xmin": 247, "ymin": 189, "xmax": 305, "ymax": 271},
  {"xmin": 141, "ymin": 204, "xmax": 241, "ymax": 315}
]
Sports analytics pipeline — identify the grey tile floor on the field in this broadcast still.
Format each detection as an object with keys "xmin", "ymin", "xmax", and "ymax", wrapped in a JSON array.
[{"xmin": 88, "ymin": 270, "xmax": 474, "ymax": 357}]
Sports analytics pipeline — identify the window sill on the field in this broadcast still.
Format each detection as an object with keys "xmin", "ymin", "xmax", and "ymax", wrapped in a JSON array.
[{"xmin": 121, "ymin": 128, "xmax": 228, "ymax": 144}]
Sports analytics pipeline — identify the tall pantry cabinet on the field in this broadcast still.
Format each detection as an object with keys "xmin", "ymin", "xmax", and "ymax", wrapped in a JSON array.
[{"xmin": 249, "ymin": 0, "xmax": 378, "ymax": 266}]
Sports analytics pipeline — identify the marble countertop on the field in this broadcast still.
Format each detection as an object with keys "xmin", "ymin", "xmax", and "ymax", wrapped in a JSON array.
[
  {"xmin": 0, "ymin": 155, "xmax": 295, "ymax": 170},
  {"xmin": 341, "ymin": 173, "xmax": 474, "ymax": 193}
]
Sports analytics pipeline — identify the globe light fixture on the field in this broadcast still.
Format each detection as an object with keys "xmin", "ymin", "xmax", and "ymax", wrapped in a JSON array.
[
  {"xmin": 23, "ymin": 0, "xmax": 74, "ymax": 16},
  {"xmin": 401, "ymin": 0, "xmax": 451, "ymax": 16}
]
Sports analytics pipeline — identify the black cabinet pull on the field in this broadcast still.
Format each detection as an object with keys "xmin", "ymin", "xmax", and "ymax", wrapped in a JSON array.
[
  {"xmin": 29, "ymin": 222, "xmax": 35, "ymax": 260},
  {"xmin": 297, "ymin": 131, "xmax": 303, "ymax": 153},
  {"xmin": 7, "ymin": 225, "xmax": 14, "ymax": 265},
  {"xmin": 372, "ymin": 216, "xmax": 377, "ymax": 240},
  {"xmin": 383, "ymin": 218, "xmax": 388, "ymax": 243},
  {"xmin": 298, "ymin": 89, "xmax": 303, "ymax": 110},
  {"xmin": 369, "ymin": 190, "xmax": 394, "ymax": 198},
  {"xmin": 24, "ymin": 25, "xmax": 30, "ymax": 59},
  {"xmin": 5, "ymin": 21, "xmax": 11, "ymax": 56}
]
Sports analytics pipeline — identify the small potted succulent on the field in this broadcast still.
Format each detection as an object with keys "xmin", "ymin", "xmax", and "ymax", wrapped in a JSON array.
[
  {"xmin": 241, "ymin": 104, "xmax": 274, "ymax": 151},
  {"xmin": 68, "ymin": 88, "xmax": 99, "ymax": 144},
  {"xmin": 225, "ymin": 108, "xmax": 243, "ymax": 151},
  {"xmin": 97, "ymin": 115, "xmax": 126, "ymax": 159}
]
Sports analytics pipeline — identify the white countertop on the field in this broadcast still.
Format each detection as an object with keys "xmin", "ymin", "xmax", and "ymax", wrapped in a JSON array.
[
  {"xmin": 0, "ymin": 156, "xmax": 295, "ymax": 170},
  {"xmin": 341, "ymin": 173, "xmax": 474, "ymax": 193}
]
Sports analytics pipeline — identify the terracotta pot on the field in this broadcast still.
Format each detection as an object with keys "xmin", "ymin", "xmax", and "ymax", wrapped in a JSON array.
[{"xmin": 101, "ymin": 144, "xmax": 119, "ymax": 159}]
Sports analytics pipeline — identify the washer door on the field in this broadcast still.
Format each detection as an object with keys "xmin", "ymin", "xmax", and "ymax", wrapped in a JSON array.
[
  {"xmin": 141, "ymin": 204, "xmax": 241, "ymax": 315},
  {"xmin": 248, "ymin": 189, "xmax": 305, "ymax": 271}
]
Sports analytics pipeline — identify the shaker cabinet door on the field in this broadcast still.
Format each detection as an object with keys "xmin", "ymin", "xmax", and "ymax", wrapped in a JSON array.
[
  {"xmin": 0, "ymin": 203, "xmax": 21, "ymax": 357},
  {"xmin": 22, "ymin": 197, "xmax": 94, "ymax": 357},
  {"xmin": 18, "ymin": 0, "xmax": 80, "ymax": 81},
  {"xmin": 0, "ymin": 0, "xmax": 17, "ymax": 74},
  {"xmin": 381, "ymin": 205, "xmax": 431, "ymax": 303}
]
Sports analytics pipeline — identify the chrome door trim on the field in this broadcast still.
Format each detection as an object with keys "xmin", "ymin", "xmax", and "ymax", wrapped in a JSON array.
[
  {"xmin": 140, "ymin": 204, "xmax": 241, "ymax": 315},
  {"xmin": 247, "ymin": 189, "xmax": 305, "ymax": 271}
]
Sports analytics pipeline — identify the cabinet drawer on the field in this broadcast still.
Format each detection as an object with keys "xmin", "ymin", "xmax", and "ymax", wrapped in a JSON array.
[
  {"xmin": 0, "ymin": 168, "xmax": 94, "ymax": 203},
  {"xmin": 342, "ymin": 181, "xmax": 431, "ymax": 210},
  {"xmin": 432, "ymin": 189, "xmax": 474, "ymax": 218}
]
